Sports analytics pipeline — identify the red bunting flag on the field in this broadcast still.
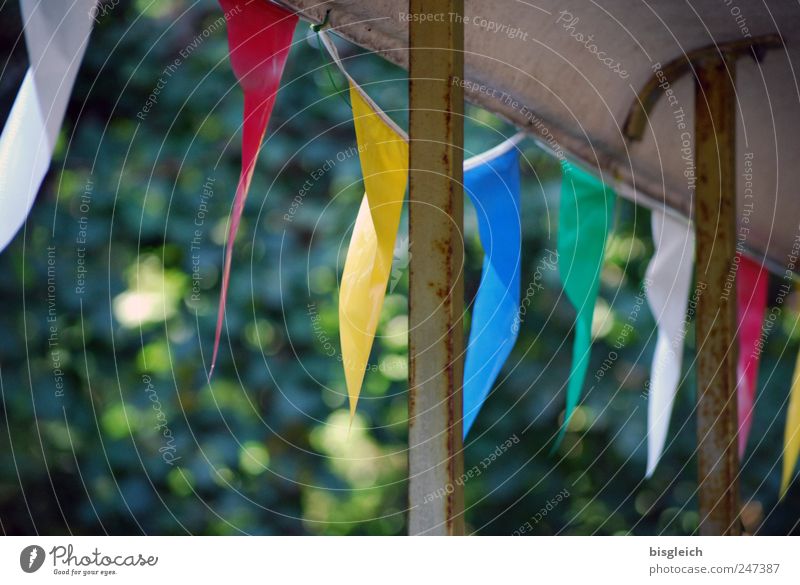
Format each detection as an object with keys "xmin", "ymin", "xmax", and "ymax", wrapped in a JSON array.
[
  {"xmin": 211, "ymin": 0, "xmax": 297, "ymax": 374},
  {"xmin": 736, "ymin": 254, "xmax": 768, "ymax": 457}
]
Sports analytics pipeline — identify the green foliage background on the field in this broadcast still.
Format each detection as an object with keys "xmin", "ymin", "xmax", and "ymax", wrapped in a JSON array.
[{"xmin": 1, "ymin": 0, "xmax": 799, "ymax": 535}]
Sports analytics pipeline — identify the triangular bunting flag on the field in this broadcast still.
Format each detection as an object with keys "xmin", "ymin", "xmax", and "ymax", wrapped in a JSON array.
[
  {"xmin": 462, "ymin": 136, "xmax": 523, "ymax": 436},
  {"xmin": 555, "ymin": 163, "xmax": 615, "ymax": 447},
  {"xmin": 644, "ymin": 211, "xmax": 694, "ymax": 476},
  {"xmin": 320, "ymin": 28, "xmax": 410, "ymax": 417},
  {"xmin": 0, "ymin": 0, "xmax": 97, "ymax": 252},
  {"xmin": 211, "ymin": 0, "xmax": 297, "ymax": 374},
  {"xmin": 736, "ymin": 254, "xmax": 768, "ymax": 458},
  {"xmin": 782, "ymin": 348, "xmax": 800, "ymax": 497},
  {"xmin": 338, "ymin": 83, "xmax": 409, "ymax": 417}
]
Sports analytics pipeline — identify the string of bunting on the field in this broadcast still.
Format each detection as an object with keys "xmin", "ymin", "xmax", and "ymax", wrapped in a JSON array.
[
  {"xmin": 3, "ymin": 0, "xmax": 800, "ymax": 496},
  {"xmin": 271, "ymin": 25, "xmax": 779, "ymax": 484},
  {"xmin": 320, "ymin": 30, "xmax": 525, "ymax": 426}
]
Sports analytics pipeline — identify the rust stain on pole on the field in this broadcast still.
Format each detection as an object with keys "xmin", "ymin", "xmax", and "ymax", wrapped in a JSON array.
[
  {"xmin": 407, "ymin": 0, "xmax": 465, "ymax": 535},
  {"xmin": 694, "ymin": 56, "xmax": 741, "ymax": 536}
]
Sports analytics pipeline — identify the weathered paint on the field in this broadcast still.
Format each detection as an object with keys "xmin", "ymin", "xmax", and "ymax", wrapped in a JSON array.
[
  {"xmin": 407, "ymin": 0, "xmax": 466, "ymax": 536},
  {"xmin": 694, "ymin": 56, "xmax": 741, "ymax": 536}
]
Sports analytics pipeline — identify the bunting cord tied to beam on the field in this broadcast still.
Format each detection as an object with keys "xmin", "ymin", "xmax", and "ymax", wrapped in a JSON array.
[
  {"xmin": 462, "ymin": 135, "xmax": 524, "ymax": 437},
  {"xmin": 555, "ymin": 163, "xmax": 615, "ymax": 448},
  {"xmin": 644, "ymin": 211, "xmax": 694, "ymax": 477},
  {"xmin": 736, "ymin": 254, "xmax": 769, "ymax": 458},
  {"xmin": 318, "ymin": 32, "xmax": 406, "ymax": 141},
  {"xmin": 210, "ymin": 0, "xmax": 297, "ymax": 375},
  {"xmin": 0, "ymin": 0, "xmax": 97, "ymax": 253},
  {"xmin": 319, "ymin": 31, "xmax": 409, "ymax": 417}
]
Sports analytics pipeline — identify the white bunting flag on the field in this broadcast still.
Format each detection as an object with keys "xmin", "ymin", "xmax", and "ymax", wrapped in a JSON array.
[
  {"xmin": 0, "ymin": 0, "xmax": 97, "ymax": 252},
  {"xmin": 645, "ymin": 210, "xmax": 695, "ymax": 477}
]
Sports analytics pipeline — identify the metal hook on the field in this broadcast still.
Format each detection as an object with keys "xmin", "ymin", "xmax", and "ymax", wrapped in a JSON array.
[{"xmin": 310, "ymin": 9, "xmax": 331, "ymax": 32}]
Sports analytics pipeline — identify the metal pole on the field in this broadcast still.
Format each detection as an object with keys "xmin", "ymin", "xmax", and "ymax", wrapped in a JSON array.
[
  {"xmin": 407, "ymin": 0, "xmax": 465, "ymax": 535},
  {"xmin": 694, "ymin": 56, "xmax": 741, "ymax": 536}
]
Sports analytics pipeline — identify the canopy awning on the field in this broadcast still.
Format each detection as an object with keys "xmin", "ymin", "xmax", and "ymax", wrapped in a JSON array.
[{"xmin": 279, "ymin": 0, "xmax": 799, "ymax": 274}]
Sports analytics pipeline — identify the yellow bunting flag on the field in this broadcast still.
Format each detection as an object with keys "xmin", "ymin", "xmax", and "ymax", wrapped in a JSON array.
[
  {"xmin": 781, "ymin": 349, "xmax": 800, "ymax": 497},
  {"xmin": 339, "ymin": 82, "xmax": 408, "ymax": 416}
]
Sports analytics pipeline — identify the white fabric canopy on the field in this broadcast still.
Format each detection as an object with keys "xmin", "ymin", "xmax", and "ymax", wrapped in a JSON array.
[{"xmin": 279, "ymin": 0, "xmax": 800, "ymax": 273}]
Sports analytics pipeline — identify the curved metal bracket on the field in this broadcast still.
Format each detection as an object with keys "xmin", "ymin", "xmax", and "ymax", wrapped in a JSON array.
[{"xmin": 623, "ymin": 34, "xmax": 783, "ymax": 141}]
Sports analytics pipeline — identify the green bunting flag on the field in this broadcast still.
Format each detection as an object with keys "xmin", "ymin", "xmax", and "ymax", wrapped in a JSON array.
[{"xmin": 555, "ymin": 163, "xmax": 615, "ymax": 448}]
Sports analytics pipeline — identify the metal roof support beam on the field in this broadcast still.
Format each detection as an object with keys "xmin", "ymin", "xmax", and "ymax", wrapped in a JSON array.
[
  {"xmin": 407, "ymin": 0, "xmax": 465, "ymax": 536},
  {"xmin": 694, "ymin": 56, "xmax": 741, "ymax": 536}
]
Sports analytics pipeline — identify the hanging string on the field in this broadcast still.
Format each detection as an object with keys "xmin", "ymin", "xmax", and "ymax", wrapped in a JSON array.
[{"xmin": 311, "ymin": 10, "xmax": 351, "ymax": 108}]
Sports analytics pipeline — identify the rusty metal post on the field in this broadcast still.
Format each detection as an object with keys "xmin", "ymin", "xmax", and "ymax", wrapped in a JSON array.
[
  {"xmin": 694, "ymin": 56, "xmax": 740, "ymax": 536},
  {"xmin": 407, "ymin": 0, "xmax": 465, "ymax": 535}
]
